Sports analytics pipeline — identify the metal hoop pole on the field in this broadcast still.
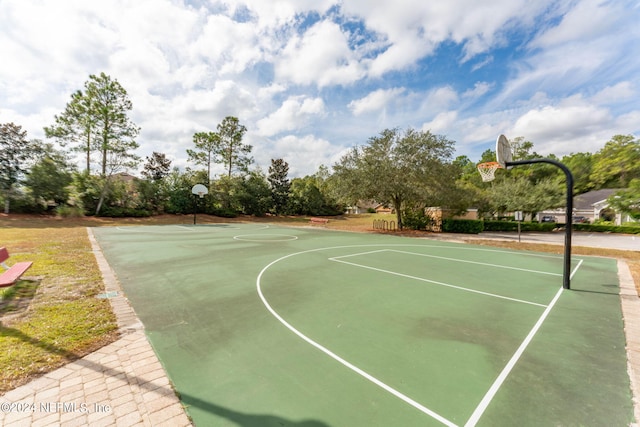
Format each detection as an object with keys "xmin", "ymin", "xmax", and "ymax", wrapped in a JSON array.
[{"xmin": 506, "ymin": 158, "xmax": 574, "ymax": 289}]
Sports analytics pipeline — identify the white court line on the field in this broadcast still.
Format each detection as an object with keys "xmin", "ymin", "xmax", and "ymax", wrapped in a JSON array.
[
  {"xmin": 328, "ymin": 258, "xmax": 548, "ymax": 308},
  {"xmin": 464, "ymin": 258, "xmax": 584, "ymax": 426},
  {"xmin": 257, "ymin": 243, "xmax": 582, "ymax": 425},
  {"xmin": 385, "ymin": 249, "xmax": 562, "ymax": 277},
  {"xmin": 257, "ymin": 250, "xmax": 458, "ymax": 427},
  {"xmin": 332, "ymin": 247, "xmax": 583, "ymax": 274},
  {"xmin": 328, "ymin": 249, "xmax": 390, "ymax": 259},
  {"xmin": 423, "ymin": 244, "xmax": 575, "ymax": 260},
  {"xmin": 463, "ymin": 286, "xmax": 564, "ymax": 427},
  {"xmin": 570, "ymin": 259, "xmax": 584, "ymax": 280},
  {"xmin": 114, "ymin": 225, "xmax": 190, "ymax": 232},
  {"xmin": 332, "ymin": 249, "xmax": 563, "ymax": 277}
]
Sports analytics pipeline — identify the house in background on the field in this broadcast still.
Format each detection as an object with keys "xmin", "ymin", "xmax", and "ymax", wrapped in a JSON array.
[
  {"xmin": 538, "ymin": 188, "xmax": 635, "ymax": 225},
  {"xmin": 345, "ymin": 200, "xmax": 393, "ymax": 214}
]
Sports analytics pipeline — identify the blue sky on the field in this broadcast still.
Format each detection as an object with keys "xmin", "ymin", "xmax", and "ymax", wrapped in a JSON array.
[{"xmin": 1, "ymin": 0, "xmax": 639, "ymax": 177}]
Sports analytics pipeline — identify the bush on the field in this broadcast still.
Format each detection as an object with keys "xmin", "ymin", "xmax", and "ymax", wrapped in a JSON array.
[
  {"xmin": 209, "ymin": 207, "xmax": 238, "ymax": 218},
  {"xmin": 482, "ymin": 220, "xmax": 519, "ymax": 232},
  {"xmin": 482, "ymin": 221, "xmax": 557, "ymax": 232},
  {"xmin": 98, "ymin": 207, "xmax": 152, "ymax": 218},
  {"xmin": 622, "ymin": 222, "xmax": 640, "ymax": 228},
  {"xmin": 442, "ymin": 219, "xmax": 484, "ymax": 234},
  {"xmin": 403, "ymin": 210, "xmax": 434, "ymax": 230},
  {"xmin": 55, "ymin": 205, "xmax": 85, "ymax": 218},
  {"xmin": 572, "ymin": 223, "xmax": 640, "ymax": 234}
]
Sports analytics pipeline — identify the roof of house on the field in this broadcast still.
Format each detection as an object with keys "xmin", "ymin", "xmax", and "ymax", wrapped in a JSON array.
[{"xmin": 574, "ymin": 189, "xmax": 620, "ymax": 210}]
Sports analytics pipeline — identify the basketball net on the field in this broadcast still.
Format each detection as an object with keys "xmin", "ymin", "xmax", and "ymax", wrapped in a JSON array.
[{"xmin": 477, "ymin": 162, "xmax": 502, "ymax": 182}]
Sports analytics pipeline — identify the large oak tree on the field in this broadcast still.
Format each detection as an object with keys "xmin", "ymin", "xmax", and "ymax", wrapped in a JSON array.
[{"xmin": 332, "ymin": 127, "xmax": 461, "ymax": 229}]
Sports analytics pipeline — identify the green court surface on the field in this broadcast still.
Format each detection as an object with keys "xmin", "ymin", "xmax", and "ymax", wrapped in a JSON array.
[{"xmin": 92, "ymin": 224, "xmax": 635, "ymax": 426}]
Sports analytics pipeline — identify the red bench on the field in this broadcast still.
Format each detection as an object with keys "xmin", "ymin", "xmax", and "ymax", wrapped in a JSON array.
[
  {"xmin": 0, "ymin": 247, "xmax": 33, "ymax": 288},
  {"xmin": 309, "ymin": 217, "xmax": 329, "ymax": 224}
]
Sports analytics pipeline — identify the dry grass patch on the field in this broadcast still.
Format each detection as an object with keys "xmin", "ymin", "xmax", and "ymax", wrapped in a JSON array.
[{"xmin": 0, "ymin": 220, "xmax": 120, "ymax": 392}]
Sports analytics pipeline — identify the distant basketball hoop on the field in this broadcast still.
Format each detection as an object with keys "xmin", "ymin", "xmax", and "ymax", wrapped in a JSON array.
[
  {"xmin": 191, "ymin": 184, "xmax": 209, "ymax": 224},
  {"xmin": 191, "ymin": 184, "xmax": 208, "ymax": 198}
]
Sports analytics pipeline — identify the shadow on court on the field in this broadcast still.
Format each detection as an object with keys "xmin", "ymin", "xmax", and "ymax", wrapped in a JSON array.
[{"xmin": 182, "ymin": 394, "xmax": 331, "ymax": 427}]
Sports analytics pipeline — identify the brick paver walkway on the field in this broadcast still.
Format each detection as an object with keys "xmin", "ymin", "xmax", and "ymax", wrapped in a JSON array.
[{"xmin": 0, "ymin": 229, "xmax": 191, "ymax": 426}]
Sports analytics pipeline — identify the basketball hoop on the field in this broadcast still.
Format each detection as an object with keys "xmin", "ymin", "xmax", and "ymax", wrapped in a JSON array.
[
  {"xmin": 191, "ymin": 184, "xmax": 208, "ymax": 198},
  {"xmin": 477, "ymin": 161, "xmax": 502, "ymax": 182}
]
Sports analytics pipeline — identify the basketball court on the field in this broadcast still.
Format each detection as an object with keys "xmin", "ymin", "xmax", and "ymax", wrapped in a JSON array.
[{"xmin": 92, "ymin": 223, "xmax": 635, "ymax": 426}]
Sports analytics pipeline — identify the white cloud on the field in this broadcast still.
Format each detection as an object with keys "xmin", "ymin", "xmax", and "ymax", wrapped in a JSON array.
[
  {"xmin": 513, "ymin": 101, "xmax": 611, "ymax": 140},
  {"xmin": 342, "ymin": 0, "xmax": 555, "ymax": 69},
  {"xmin": 225, "ymin": 0, "xmax": 334, "ymax": 28},
  {"xmin": 530, "ymin": 0, "xmax": 619, "ymax": 49},
  {"xmin": 348, "ymin": 88, "xmax": 405, "ymax": 116},
  {"xmin": 589, "ymin": 82, "xmax": 635, "ymax": 105},
  {"xmin": 463, "ymin": 82, "xmax": 492, "ymax": 99},
  {"xmin": 510, "ymin": 98, "xmax": 615, "ymax": 154},
  {"xmin": 424, "ymin": 86, "xmax": 459, "ymax": 110},
  {"xmin": 422, "ymin": 111, "xmax": 458, "ymax": 133},
  {"xmin": 274, "ymin": 19, "xmax": 364, "ymax": 86},
  {"xmin": 263, "ymin": 134, "xmax": 341, "ymax": 177},
  {"xmin": 256, "ymin": 96, "xmax": 325, "ymax": 136},
  {"xmin": 616, "ymin": 110, "xmax": 640, "ymax": 131}
]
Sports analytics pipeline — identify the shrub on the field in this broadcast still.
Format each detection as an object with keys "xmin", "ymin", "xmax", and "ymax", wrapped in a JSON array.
[
  {"xmin": 572, "ymin": 223, "xmax": 640, "ymax": 234},
  {"xmin": 622, "ymin": 221, "xmax": 640, "ymax": 228},
  {"xmin": 55, "ymin": 205, "xmax": 85, "ymax": 218},
  {"xmin": 403, "ymin": 210, "xmax": 434, "ymax": 230},
  {"xmin": 209, "ymin": 207, "xmax": 238, "ymax": 218},
  {"xmin": 442, "ymin": 219, "xmax": 484, "ymax": 234},
  {"xmin": 482, "ymin": 221, "xmax": 556, "ymax": 232},
  {"xmin": 98, "ymin": 207, "xmax": 152, "ymax": 218},
  {"xmin": 482, "ymin": 220, "xmax": 518, "ymax": 232}
]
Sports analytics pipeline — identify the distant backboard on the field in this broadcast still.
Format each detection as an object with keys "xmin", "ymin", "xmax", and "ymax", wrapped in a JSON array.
[{"xmin": 191, "ymin": 184, "xmax": 208, "ymax": 198}]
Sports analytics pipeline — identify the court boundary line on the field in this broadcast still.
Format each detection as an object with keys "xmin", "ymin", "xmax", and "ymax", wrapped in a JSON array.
[
  {"xmin": 463, "ymin": 286, "xmax": 565, "ymax": 426},
  {"xmin": 331, "ymin": 248, "xmax": 567, "ymax": 277},
  {"xmin": 387, "ymin": 249, "xmax": 564, "ymax": 277},
  {"xmin": 329, "ymin": 253, "xmax": 548, "ymax": 308},
  {"xmin": 233, "ymin": 234, "xmax": 298, "ymax": 242},
  {"xmin": 464, "ymin": 258, "xmax": 585, "ymax": 426}
]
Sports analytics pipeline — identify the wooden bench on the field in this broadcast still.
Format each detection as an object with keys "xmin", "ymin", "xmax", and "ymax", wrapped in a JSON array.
[
  {"xmin": 0, "ymin": 247, "xmax": 33, "ymax": 288},
  {"xmin": 309, "ymin": 217, "xmax": 329, "ymax": 224}
]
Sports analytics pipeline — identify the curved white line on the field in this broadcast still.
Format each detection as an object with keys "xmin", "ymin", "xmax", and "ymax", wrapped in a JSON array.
[
  {"xmin": 256, "ymin": 243, "xmax": 574, "ymax": 425},
  {"xmin": 257, "ymin": 244, "xmax": 465, "ymax": 426}
]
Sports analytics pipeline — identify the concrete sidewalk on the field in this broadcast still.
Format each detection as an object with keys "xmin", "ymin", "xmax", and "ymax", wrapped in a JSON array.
[
  {"xmin": 458, "ymin": 230, "xmax": 638, "ymax": 251},
  {"xmin": 0, "ymin": 229, "xmax": 191, "ymax": 426}
]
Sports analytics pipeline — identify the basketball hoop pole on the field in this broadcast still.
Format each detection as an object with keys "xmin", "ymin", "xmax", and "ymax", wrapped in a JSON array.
[{"xmin": 506, "ymin": 158, "xmax": 574, "ymax": 289}]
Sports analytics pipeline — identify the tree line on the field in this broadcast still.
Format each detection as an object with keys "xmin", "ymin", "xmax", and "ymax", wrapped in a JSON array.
[{"xmin": 1, "ymin": 72, "xmax": 639, "ymax": 227}]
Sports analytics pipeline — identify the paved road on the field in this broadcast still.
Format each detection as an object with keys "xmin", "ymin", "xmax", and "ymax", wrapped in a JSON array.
[{"xmin": 439, "ymin": 231, "xmax": 639, "ymax": 251}]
